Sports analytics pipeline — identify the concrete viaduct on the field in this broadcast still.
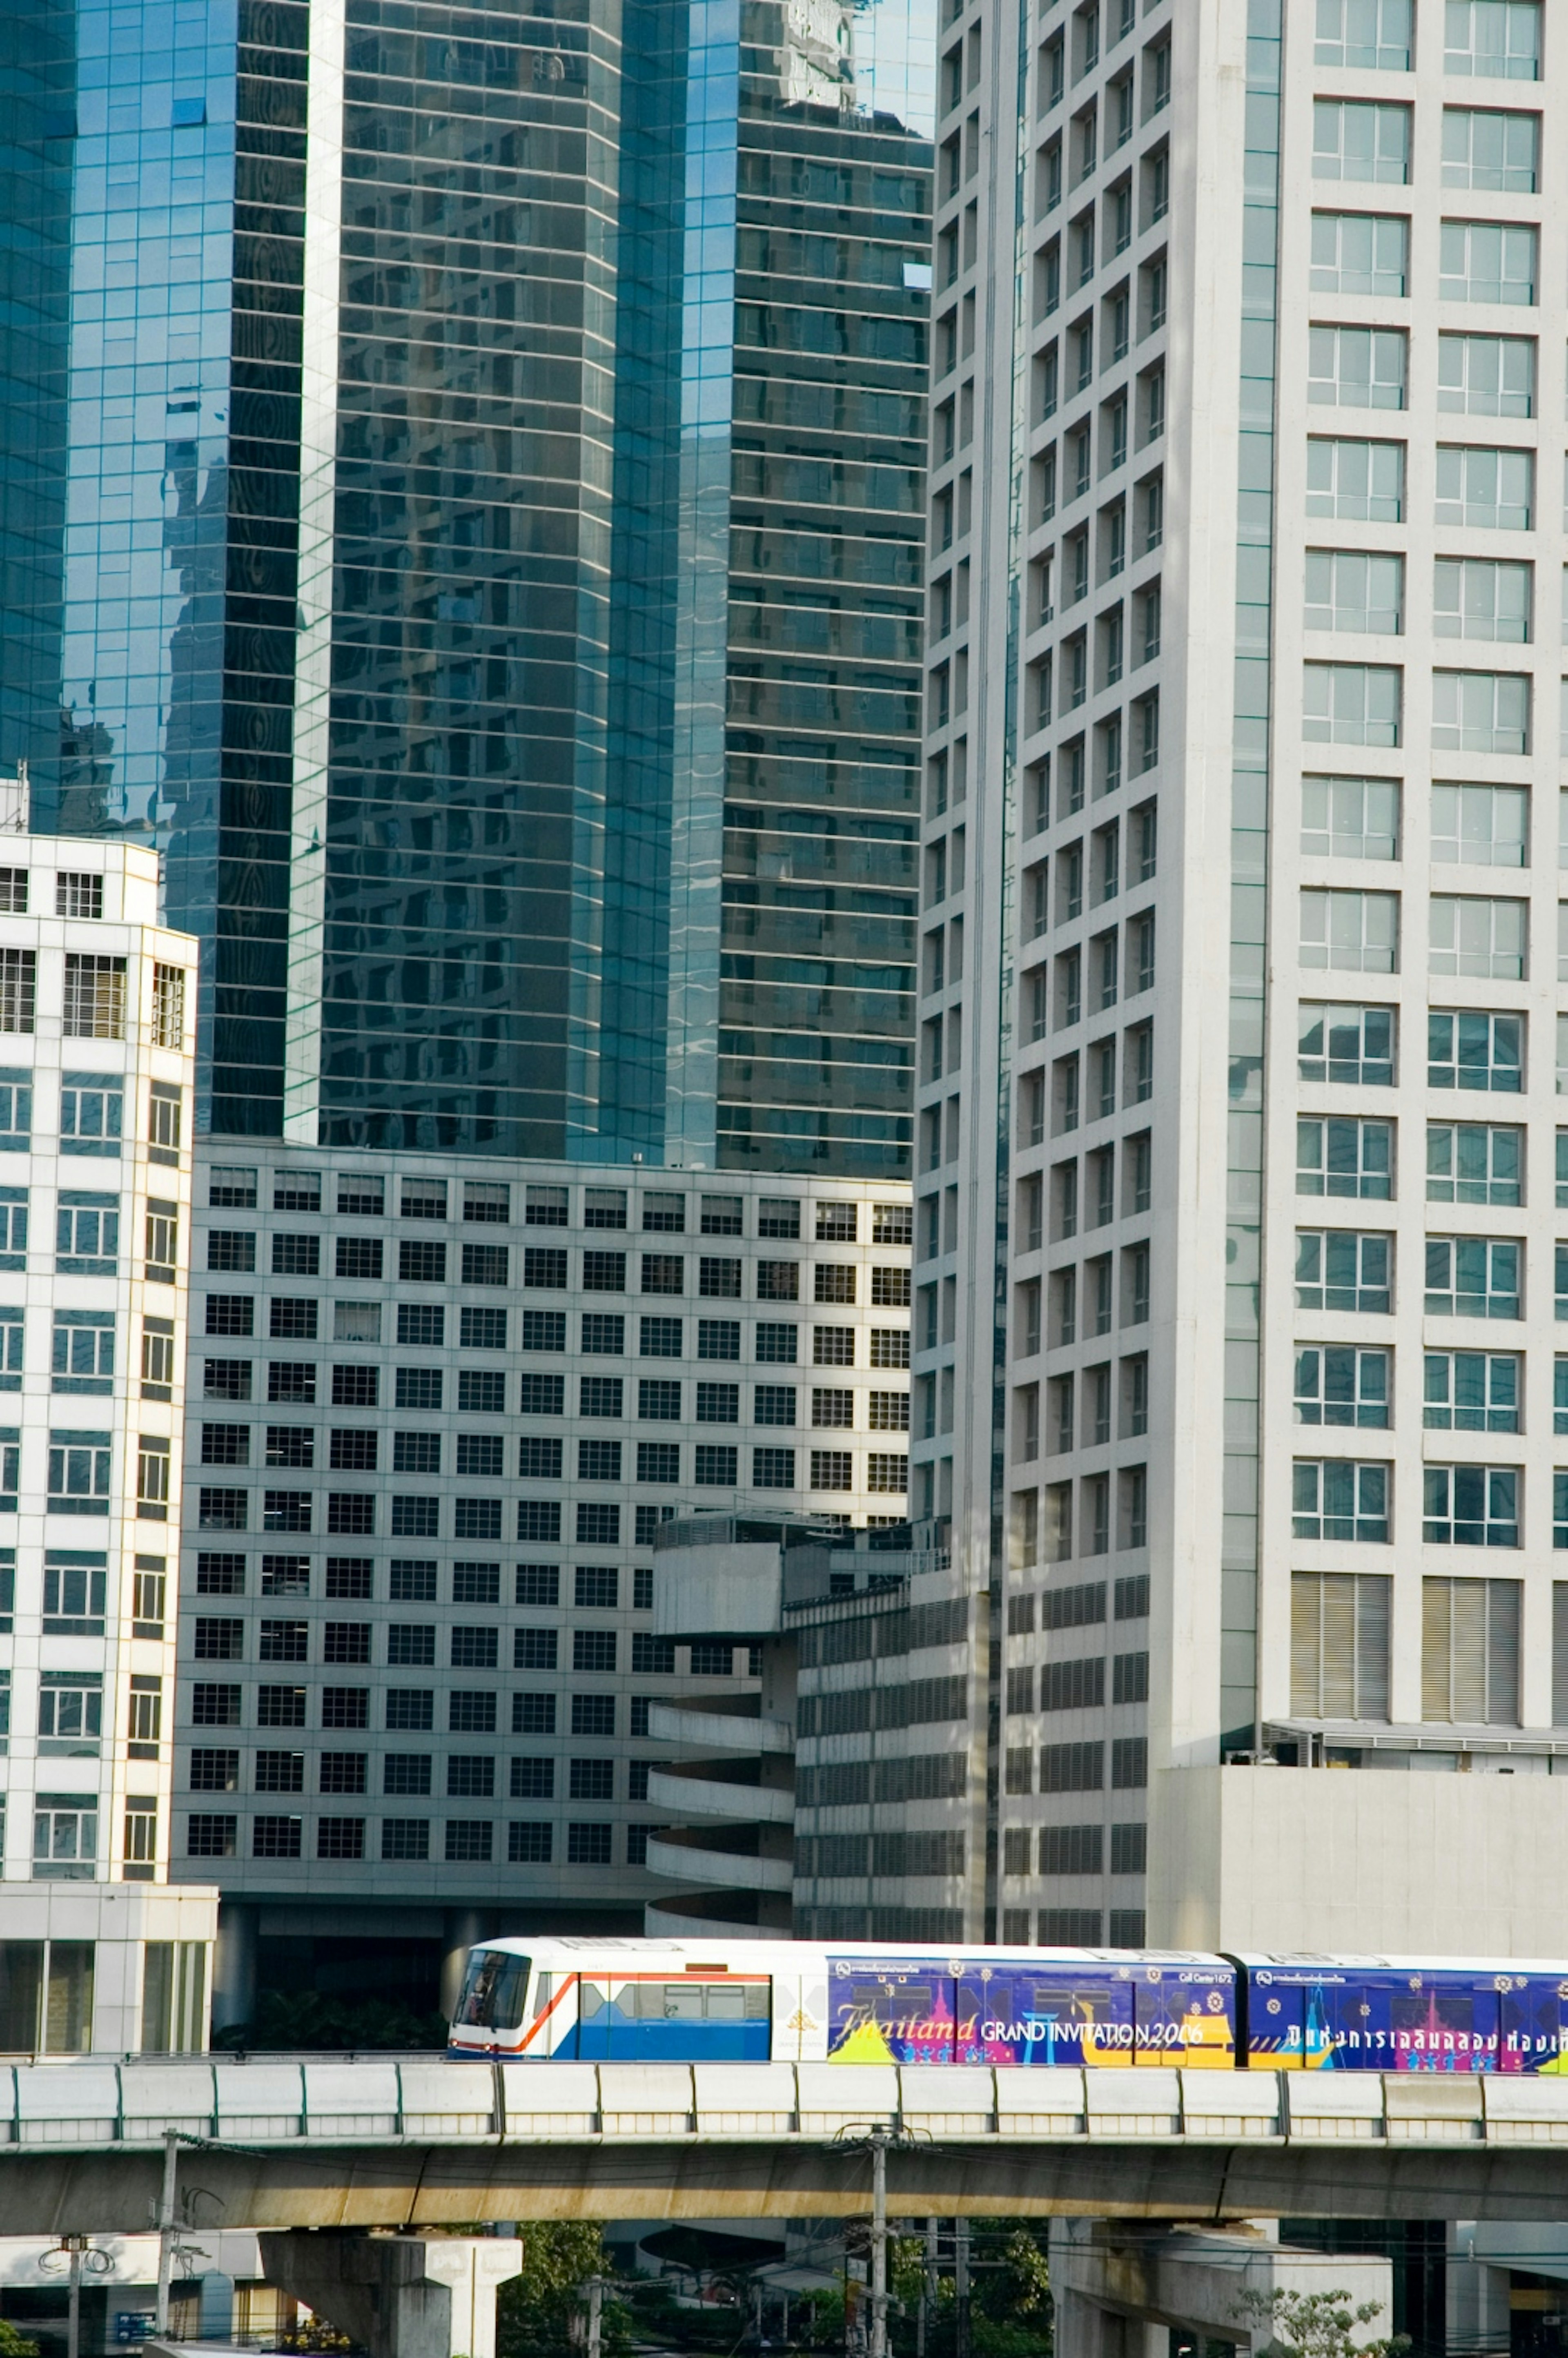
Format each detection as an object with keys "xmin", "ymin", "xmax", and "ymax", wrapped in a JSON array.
[{"xmin": 2, "ymin": 2057, "xmax": 1568, "ymax": 2233}]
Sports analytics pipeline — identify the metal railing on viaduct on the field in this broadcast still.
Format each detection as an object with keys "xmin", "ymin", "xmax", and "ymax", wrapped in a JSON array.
[{"xmin": 3, "ymin": 2057, "xmax": 1568, "ymax": 2231}]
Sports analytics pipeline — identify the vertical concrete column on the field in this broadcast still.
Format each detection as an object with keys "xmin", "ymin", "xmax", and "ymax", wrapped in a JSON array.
[
  {"xmin": 421, "ymin": 2239, "xmax": 526, "ymax": 2358},
  {"xmin": 258, "ymin": 2234, "xmax": 523, "ymax": 2358},
  {"xmin": 1050, "ymin": 2284, "xmax": 1114, "ymax": 2358},
  {"xmin": 1049, "ymin": 2278, "xmax": 1164, "ymax": 2358},
  {"xmin": 439, "ymin": 1910, "xmax": 490, "ymax": 2023},
  {"xmin": 210, "ymin": 1903, "xmax": 258, "ymax": 2038}
]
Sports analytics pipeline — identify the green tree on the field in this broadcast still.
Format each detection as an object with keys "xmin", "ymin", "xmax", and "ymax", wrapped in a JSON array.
[
  {"xmin": 995, "ymin": 2229, "xmax": 1051, "ymax": 2323},
  {"xmin": 885, "ymin": 2221, "xmax": 1052, "ymax": 2358},
  {"xmin": 495, "ymin": 2223, "xmax": 631, "ymax": 2358},
  {"xmin": 1232, "ymin": 2287, "xmax": 1409, "ymax": 2358},
  {"xmin": 0, "ymin": 2322, "xmax": 40, "ymax": 2358},
  {"xmin": 796, "ymin": 2287, "xmax": 848, "ymax": 2350}
]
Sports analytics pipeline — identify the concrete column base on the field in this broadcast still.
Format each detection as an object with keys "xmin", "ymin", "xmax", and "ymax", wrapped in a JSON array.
[
  {"xmin": 1047, "ymin": 2222, "xmax": 1394, "ymax": 2358},
  {"xmin": 259, "ymin": 2232, "xmax": 523, "ymax": 2358}
]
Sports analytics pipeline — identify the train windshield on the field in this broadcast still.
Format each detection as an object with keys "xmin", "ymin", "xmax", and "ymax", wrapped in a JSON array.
[{"xmin": 454, "ymin": 1949, "xmax": 532, "ymax": 2032}]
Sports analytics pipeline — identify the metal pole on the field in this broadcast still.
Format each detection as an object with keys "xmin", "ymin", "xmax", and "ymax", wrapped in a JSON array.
[
  {"xmin": 66, "ymin": 2238, "xmax": 84, "ymax": 2358},
  {"xmin": 586, "ymin": 2277, "xmax": 603, "ymax": 2358},
  {"xmin": 868, "ymin": 2134, "xmax": 888, "ymax": 2358},
  {"xmin": 918, "ymin": 2216, "xmax": 937, "ymax": 2358},
  {"xmin": 154, "ymin": 2129, "xmax": 179, "ymax": 2333},
  {"xmin": 954, "ymin": 2218, "xmax": 971, "ymax": 2358}
]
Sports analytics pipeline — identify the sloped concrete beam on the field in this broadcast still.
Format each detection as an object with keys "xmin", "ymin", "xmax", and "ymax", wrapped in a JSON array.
[{"xmin": 1047, "ymin": 2224, "xmax": 1394, "ymax": 2358}]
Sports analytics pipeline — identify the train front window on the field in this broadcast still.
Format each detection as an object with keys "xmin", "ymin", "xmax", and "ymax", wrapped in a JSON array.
[{"xmin": 454, "ymin": 1948, "xmax": 531, "ymax": 2031}]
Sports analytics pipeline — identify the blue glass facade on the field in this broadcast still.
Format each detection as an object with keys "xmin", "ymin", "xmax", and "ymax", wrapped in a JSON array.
[
  {"xmin": 2, "ymin": 0, "xmax": 239, "ymax": 1110},
  {"xmin": 718, "ymin": 0, "xmax": 931, "ymax": 1180},
  {"xmin": 311, "ymin": 0, "xmax": 626, "ymax": 1155},
  {"xmin": 1, "ymin": 0, "xmax": 932, "ymax": 1171},
  {"xmin": 0, "ymin": 0, "xmax": 74, "ymax": 805}
]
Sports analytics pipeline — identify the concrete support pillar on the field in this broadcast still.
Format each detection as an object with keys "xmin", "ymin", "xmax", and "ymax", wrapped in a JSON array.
[
  {"xmin": 439, "ymin": 1910, "xmax": 490, "ymax": 2023},
  {"xmin": 259, "ymin": 2233, "xmax": 523, "ymax": 2358},
  {"xmin": 210, "ymin": 1903, "xmax": 258, "ymax": 2039},
  {"xmin": 1051, "ymin": 2282, "xmax": 1166, "ymax": 2358},
  {"xmin": 1047, "ymin": 2221, "xmax": 1393, "ymax": 2358},
  {"xmin": 1050, "ymin": 2282, "xmax": 1115, "ymax": 2358}
]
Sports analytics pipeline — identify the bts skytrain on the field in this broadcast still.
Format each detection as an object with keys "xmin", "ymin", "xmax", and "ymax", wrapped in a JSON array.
[{"xmin": 449, "ymin": 1937, "xmax": 1568, "ymax": 2074}]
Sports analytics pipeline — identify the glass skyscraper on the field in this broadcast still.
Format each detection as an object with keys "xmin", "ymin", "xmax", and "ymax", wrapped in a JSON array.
[{"xmin": 0, "ymin": 0, "xmax": 934, "ymax": 1174}]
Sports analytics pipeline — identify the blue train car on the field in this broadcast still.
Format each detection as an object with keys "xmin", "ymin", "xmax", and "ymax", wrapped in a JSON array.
[{"xmin": 1238, "ymin": 1952, "xmax": 1568, "ymax": 2073}]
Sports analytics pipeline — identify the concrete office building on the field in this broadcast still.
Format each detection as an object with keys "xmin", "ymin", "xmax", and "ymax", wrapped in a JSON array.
[
  {"xmin": 889, "ymin": 0, "xmax": 1568, "ymax": 1956},
  {"xmin": 177, "ymin": 1144, "xmax": 909, "ymax": 2015},
  {"xmin": 0, "ymin": 0, "xmax": 933, "ymax": 1175},
  {"xmin": 0, "ymin": 813, "xmax": 213, "ymax": 2050}
]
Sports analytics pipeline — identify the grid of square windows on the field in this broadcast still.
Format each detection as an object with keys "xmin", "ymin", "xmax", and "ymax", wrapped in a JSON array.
[{"xmin": 183, "ymin": 1160, "xmax": 909, "ymax": 1876}]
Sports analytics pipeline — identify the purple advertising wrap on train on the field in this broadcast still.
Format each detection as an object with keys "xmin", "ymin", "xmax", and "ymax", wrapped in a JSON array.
[{"xmin": 824, "ymin": 1956, "xmax": 1236, "ymax": 2067}]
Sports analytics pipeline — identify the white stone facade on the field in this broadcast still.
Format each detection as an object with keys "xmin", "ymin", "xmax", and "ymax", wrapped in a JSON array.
[
  {"xmin": 0, "ymin": 823, "xmax": 215, "ymax": 2049},
  {"xmin": 174, "ymin": 1146, "xmax": 910, "ymax": 1912},
  {"xmin": 0, "ymin": 830, "xmax": 198, "ymax": 1888},
  {"xmin": 919, "ymin": 0, "xmax": 1568, "ymax": 1950}
]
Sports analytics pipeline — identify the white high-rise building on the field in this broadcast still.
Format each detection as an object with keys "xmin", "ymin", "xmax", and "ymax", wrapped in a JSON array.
[
  {"xmin": 0, "ymin": 809, "xmax": 214, "ymax": 2050},
  {"xmin": 913, "ymin": 0, "xmax": 1568, "ymax": 1952}
]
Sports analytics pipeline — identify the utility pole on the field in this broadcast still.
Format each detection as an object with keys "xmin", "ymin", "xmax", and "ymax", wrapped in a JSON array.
[
  {"xmin": 154, "ymin": 2129, "xmax": 180, "ymax": 2333},
  {"xmin": 585, "ymin": 2276, "xmax": 603, "ymax": 2358},
  {"xmin": 863, "ymin": 2131, "xmax": 886, "ymax": 2358},
  {"xmin": 828, "ymin": 2120, "xmax": 922, "ymax": 2358},
  {"xmin": 953, "ymin": 2219, "xmax": 971, "ymax": 2358},
  {"xmin": 64, "ymin": 2236, "xmax": 87, "ymax": 2358},
  {"xmin": 42, "ymin": 2232, "xmax": 109, "ymax": 2358}
]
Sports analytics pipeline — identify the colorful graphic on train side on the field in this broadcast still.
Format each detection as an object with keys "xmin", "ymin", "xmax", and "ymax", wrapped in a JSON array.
[
  {"xmin": 824, "ymin": 1957, "xmax": 1236, "ymax": 2067},
  {"xmin": 1244, "ymin": 1963, "xmax": 1568, "ymax": 2073}
]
